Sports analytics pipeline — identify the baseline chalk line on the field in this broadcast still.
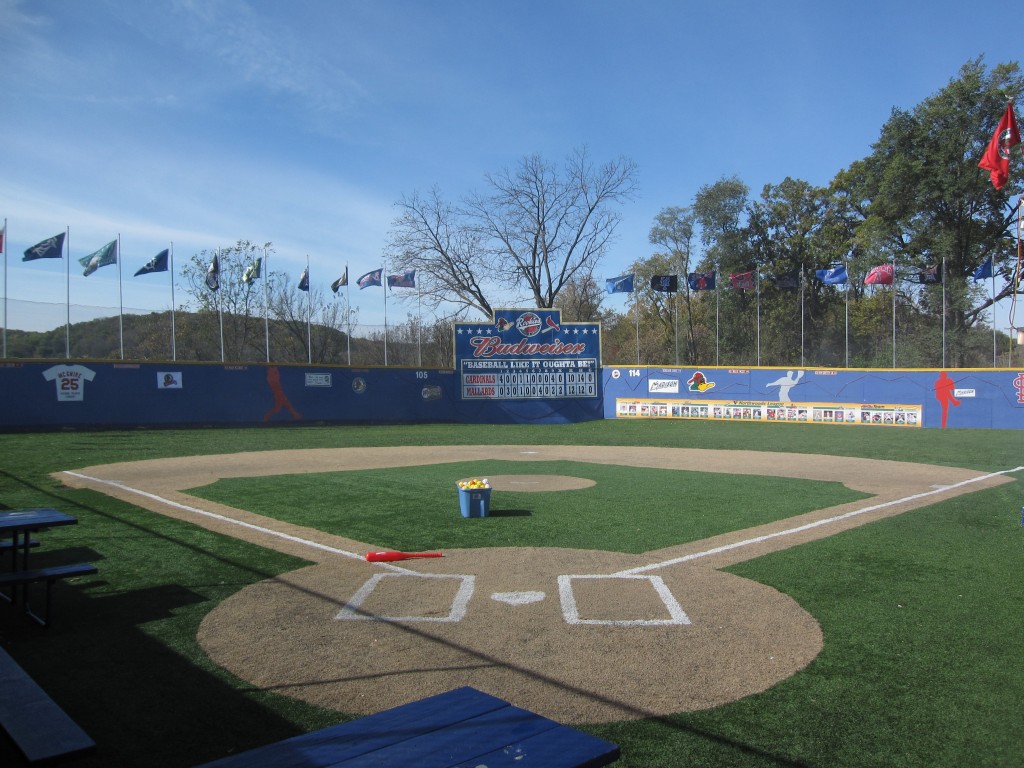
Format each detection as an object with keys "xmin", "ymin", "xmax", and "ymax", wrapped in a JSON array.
[
  {"xmin": 615, "ymin": 466, "xmax": 1024, "ymax": 577},
  {"xmin": 62, "ymin": 471, "xmax": 415, "ymax": 574}
]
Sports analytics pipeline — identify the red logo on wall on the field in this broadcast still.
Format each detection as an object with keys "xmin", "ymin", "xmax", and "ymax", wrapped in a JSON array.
[{"xmin": 1014, "ymin": 372, "xmax": 1024, "ymax": 403}]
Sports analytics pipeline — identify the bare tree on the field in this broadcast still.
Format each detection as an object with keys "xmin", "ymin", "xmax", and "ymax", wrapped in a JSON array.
[
  {"xmin": 471, "ymin": 148, "xmax": 638, "ymax": 307},
  {"xmin": 387, "ymin": 148, "xmax": 637, "ymax": 318},
  {"xmin": 387, "ymin": 188, "xmax": 496, "ymax": 319}
]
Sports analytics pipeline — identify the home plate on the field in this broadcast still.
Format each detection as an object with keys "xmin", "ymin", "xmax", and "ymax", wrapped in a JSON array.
[{"xmin": 492, "ymin": 591, "xmax": 546, "ymax": 605}]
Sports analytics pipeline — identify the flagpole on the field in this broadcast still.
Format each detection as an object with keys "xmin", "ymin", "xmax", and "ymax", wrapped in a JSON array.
[
  {"xmin": 263, "ymin": 245, "xmax": 270, "ymax": 363},
  {"xmin": 891, "ymin": 259, "xmax": 896, "ymax": 368},
  {"xmin": 715, "ymin": 266, "xmax": 720, "ymax": 366},
  {"xmin": 117, "ymin": 234, "xmax": 124, "ymax": 360},
  {"xmin": 65, "ymin": 227, "xmax": 70, "ymax": 359},
  {"xmin": 941, "ymin": 256, "xmax": 946, "ymax": 368},
  {"xmin": 673, "ymin": 284, "xmax": 679, "ymax": 366},
  {"xmin": 217, "ymin": 248, "xmax": 224, "ymax": 363},
  {"xmin": 756, "ymin": 271, "xmax": 761, "ymax": 366},
  {"xmin": 2, "ymin": 218, "xmax": 7, "ymax": 359},
  {"xmin": 844, "ymin": 257, "xmax": 849, "ymax": 368},
  {"xmin": 416, "ymin": 283, "xmax": 423, "ymax": 367},
  {"xmin": 383, "ymin": 259, "xmax": 389, "ymax": 366},
  {"xmin": 169, "ymin": 242, "xmax": 177, "ymax": 361},
  {"xmin": 305, "ymin": 256, "xmax": 312, "ymax": 364},
  {"xmin": 991, "ymin": 259, "xmax": 996, "ymax": 367},
  {"xmin": 345, "ymin": 263, "xmax": 351, "ymax": 366},
  {"xmin": 634, "ymin": 277, "xmax": 640, "ymax": 366},
  {"xmin": 800, "ymin": 263, "xmax": 805, "ymax": 367}
]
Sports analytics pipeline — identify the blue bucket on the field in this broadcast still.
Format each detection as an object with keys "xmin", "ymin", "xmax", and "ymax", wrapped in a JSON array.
[{"xmin": 458, "ymin": 487, "xmax": 491, "ymax": 518}]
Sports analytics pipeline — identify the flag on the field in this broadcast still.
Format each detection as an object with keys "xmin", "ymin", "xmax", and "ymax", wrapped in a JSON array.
[
  {"xmin": 298, "ymin": 267, "xmax": 309, "ymax": 291},
  {"xmin": 357, "ymin": 268, "xmax": 383, "ymax": 289},
  {"xmin": 0, "ymin": 223, "xmax": 5, "ymax": 253},
  {"xmin": 729, "ymin": 270, "xmax": 755, "ymax": 290},
  {"xmin": 23, "ymin": 232, "xmax": 65, "ymax": 261},
  {"xmin": 911, "ymin": 263, "xmax": 942, "ymax": 284},
  {"xmin": 387, "ymin": 269, "xmax": 416, "ymax": 288},
  {"xmin": 606, "ymin": 274, "xmax": 634, "ymax": 294},
  {"xmin": 687, "ymin": 272, "xmax": 716, "ymax": 291},
  {"xmin": 972, "ymin": 257, "xmax": 992, "ymax": 282},
  {"xmin": 242, "ymin": 257, "xmax": 262, "ymax": 285},
  {"xmin": 205, "ymin": 254, "xmax": 220, "ymax": 291},
  {"xmin": 79, "ymin": 239, "xmax": 117, "ymax": 277},
  {"xmin": 978, "ymin": 103, "xmax": 1020, "ymax": 190},
  {"xmin": 815, "ymin": 265, "xmax": 848, "ymax": 285},
  {"xmin": 771, "ymin": 272, "xmax": 800, "ymax": 289},
  {"xmin": 135, "ymin": 249, "xmax": 169, "ymax": 276},
  {"xmin": 650, "ymin": 274, "xmax": 678, "ymax": 292},
  {"xmin": 864, "ymin": 263, "xmax": 894, "ymax": 285},
  {"xmin": 331, "ymin": 268, "xmax": 348, "ymax": 293}
]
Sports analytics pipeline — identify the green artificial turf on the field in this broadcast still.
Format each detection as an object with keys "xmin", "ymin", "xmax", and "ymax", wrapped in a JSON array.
[
  {"xmin": 0, "ymin": 421, "xmax": 1020, "ymax": 767},
  {"xmin": 187, "ymin": 460, "xmax": 871, "ymax": 553}
]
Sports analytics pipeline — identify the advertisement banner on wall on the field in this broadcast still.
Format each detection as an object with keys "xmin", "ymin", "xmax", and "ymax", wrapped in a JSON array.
[{"xmin": 454, "ymin": 309, "xmax": 601, "ymax": 401}]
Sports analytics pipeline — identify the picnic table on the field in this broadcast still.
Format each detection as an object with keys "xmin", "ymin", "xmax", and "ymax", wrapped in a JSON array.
[
  {"xmin": 195, "ymin": 686, "xmax": 620, "ymax": 767},
  {"xmin": 0, "ymin": 508, "xmax": 79, "ymax": 571},
  {"xmin": 0, "ymin": 508, "xmax": 97, "ymax": 627}
]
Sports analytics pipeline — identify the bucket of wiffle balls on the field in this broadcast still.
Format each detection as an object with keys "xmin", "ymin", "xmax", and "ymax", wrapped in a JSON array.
[{"xmin": 457, "ymin": 478, "xmax": 491, "ymax": 518}]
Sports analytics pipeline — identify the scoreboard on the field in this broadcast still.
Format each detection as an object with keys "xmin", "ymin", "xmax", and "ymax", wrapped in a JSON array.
[{"xmin": 455, "ymin": 309, "xmax": 600, "ymax": 401}]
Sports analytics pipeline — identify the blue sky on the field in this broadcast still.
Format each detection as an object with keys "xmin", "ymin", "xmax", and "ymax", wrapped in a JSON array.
[{"xmin": 1, "ymin": 0, "xmax": 1019, "ymax": 334}]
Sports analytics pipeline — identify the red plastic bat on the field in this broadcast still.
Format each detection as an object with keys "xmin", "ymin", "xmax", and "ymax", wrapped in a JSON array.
[{"xmin": 365, "ymin": 551, "xmax": 443, "ymax": 562}]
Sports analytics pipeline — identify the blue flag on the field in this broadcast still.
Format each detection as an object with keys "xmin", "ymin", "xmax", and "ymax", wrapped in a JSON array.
[
  {"xmin": 606, "ymin": 274, "xmax": 634, "ymax": 294},
  {"xmin": 135, "ymin": 249, "xmax": 169, "ymax": 276},
  {"xmin": 972, "ymin": 257, "xmax": 992, "ymax": 282},
  {"xmin": 298, "ymin": 267, "xmax": 310, "ymax": 291},
  {"xmin": 687, "ymin": 272, "xmax": 716, "ymax": 291},
  {"xmin": 815, "ymin": 265, "xmax": 848, "ymax": 285},
  {"xmin": 79, "ymin": 239, "xmax": 118, "ymax": 276},
  {"xmin": 387, "ymin": 269, "xmax": 416, "ymax": 288},
  {"xmin": 357, "ymin": 268, "xmax": 383, "ymax": 289},
  {"xmin": 23, "ymin": 232, "xmax": 65, "ymax": 261}
]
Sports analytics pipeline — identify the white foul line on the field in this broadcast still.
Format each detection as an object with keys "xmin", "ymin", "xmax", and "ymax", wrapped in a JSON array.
[
  {"xmin": 613, "ymin": 466, "xmax": 1024, "ymax": 577},
  {"xmin": 61, "ymin": 471, "xmax": 415, "ymax": 574}
]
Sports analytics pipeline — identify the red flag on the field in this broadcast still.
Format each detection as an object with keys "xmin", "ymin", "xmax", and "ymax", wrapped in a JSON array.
[
  {"xmin": 864, "ymin": 263, "xmax": 894, "ymax": 285},
  {"xmin": 729, "ymin": 270, "xmax": 755, "ymax": 290},
  {"xmin": 978, "ymin": 103, "xmax": 1020, "ymax": 190}
]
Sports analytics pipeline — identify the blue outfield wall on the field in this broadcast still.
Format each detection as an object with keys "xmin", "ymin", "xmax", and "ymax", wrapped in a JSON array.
[
  {"xmin": 0, "ymin": 359, "xmax": 1021, "ymax": 430},
  {"xmin": 0, "ymin": 360, "xmax": 603, "ymax": 430},
  {"xmin": 601, "ymin": 365, "xmax": 1024, "ymax": 430}
]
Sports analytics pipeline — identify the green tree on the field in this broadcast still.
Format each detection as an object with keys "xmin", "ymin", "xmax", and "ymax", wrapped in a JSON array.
[{"xmin": 840, "ymin": 57, "xmax": 1023, "ymax": 366}]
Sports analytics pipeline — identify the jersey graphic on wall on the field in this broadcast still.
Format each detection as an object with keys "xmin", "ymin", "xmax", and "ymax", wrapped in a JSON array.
[{"xmin": 42, "ymin": 364, "xmax": 96, "ymax": 402}]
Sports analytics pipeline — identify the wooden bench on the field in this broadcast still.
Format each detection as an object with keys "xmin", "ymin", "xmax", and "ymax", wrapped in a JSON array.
[
  {"xmin": 0, "ymin": 646, "xmax": 96, "ymax": 764},
  {"xmin": 0, "ymin": 563, "xmax": 98, "ymax": 627},
  {"xmin": 195, "ymin": 686, "xmax": 620, "ymax": 767}
]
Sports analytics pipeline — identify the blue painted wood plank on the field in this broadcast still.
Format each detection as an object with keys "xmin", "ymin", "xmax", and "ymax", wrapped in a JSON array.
[
  {"xmin": 195, "ymin": 687, "xmax": 509, "ymax": 768},
  {"xmin": 334, "ymin": 703, "xmax": 561, "ymax": 767},
  {"xmin": 450, "ymin": 725, "xmax": 620, "ymax": 768}
]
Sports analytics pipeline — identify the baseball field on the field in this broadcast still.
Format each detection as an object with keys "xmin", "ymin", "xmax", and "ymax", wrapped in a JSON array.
[{"xmin": 1, "ymin": 419, "xmax": 1022, "ymax": 767}]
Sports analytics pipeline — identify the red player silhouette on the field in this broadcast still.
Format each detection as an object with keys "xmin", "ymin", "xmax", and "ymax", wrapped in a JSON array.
[
  {"xmin": 933, "ymin": 371, "xmax": 960, "ymax": 428},
  {"xmin": 264, "ymin": 366, "xmax": 301, "ymax": 422}
]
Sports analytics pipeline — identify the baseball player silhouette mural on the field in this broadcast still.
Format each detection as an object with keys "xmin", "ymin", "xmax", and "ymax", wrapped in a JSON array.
[
  {"xmin": 264, "ymin": 366, "xmax": 302, "ymax": 422},
  {"xmin": 933, "ymin": 371, "xmax": 961, "ymax": 428}
]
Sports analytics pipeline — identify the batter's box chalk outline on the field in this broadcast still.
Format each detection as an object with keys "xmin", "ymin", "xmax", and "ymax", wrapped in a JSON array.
[
  {"xmin": 335, "ymin": 572, "xmax": 476, "ymax": 623},
  {"xmin": 558, "ymin": 574, "xmax": 692, "ymax": 627}
]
